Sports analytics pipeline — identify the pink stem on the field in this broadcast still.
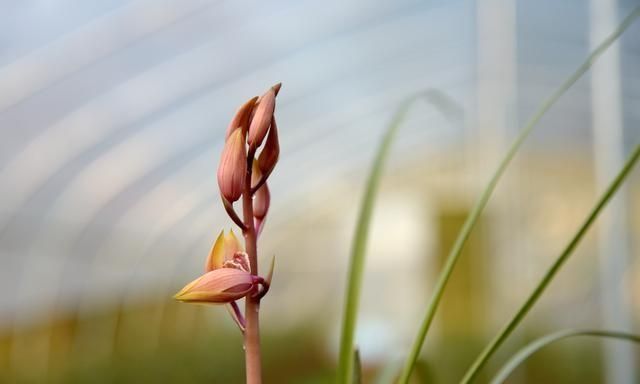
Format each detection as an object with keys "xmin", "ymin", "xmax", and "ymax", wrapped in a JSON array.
[
  {"xmin": 222, "ymin": 195, "xmax": 247, "ymax": 231},
  {"xmin": 242, "ymin": 148, "xmax": 262, "ymax": 384}
]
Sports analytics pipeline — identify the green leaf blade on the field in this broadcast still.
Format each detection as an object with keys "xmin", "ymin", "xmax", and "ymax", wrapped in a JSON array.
[
  {"xmin": 490, "ymin": 330, "xmax": 640, "ymax": 384},
  {"xmin": 337, "ymin": 91, "xmax": 464, "ymax": 384}
]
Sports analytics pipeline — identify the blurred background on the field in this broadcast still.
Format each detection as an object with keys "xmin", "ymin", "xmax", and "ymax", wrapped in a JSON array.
[{"xmin": 1, "ymin": 0, "xmax": 639, "ymax": 382}]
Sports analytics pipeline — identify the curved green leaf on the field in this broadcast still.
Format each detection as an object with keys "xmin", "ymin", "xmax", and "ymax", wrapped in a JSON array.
[
  {"xmin": 337, "ymin": 90, "xmax": 464, "ymax": 383},
  {"xmin": 491, "ymin": 329, "xmax": 640, "ymax": 384}
]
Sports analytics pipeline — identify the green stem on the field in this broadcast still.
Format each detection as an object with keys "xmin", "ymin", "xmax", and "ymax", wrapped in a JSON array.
[
  {"xmin": 397, "ymin": 6, "xmax": 640, "ymax": 383},
  {"xmin": 490, "ymin": 329, "xmax": 640, "ymax": 384},
  {"xmin": 460, "ymin": 143, "xmax": 640, "ymax": 384}
]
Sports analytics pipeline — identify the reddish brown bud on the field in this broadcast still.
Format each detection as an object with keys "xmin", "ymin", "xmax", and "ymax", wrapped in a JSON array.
[
  {"xmin": 254, "ymin": 182, "xmax": 270, "ymax": 221},
  {"xmin": 251, "ymin": 161, "xmax": 270, "ymax": 235},
  {"xmin": 217, "ymin": 128, "xmax": 247, "ymax": 202},
  {"xmin": 225, "ymin": 96, "xmax": 258, "ymax": 139},
  {"xmin": 257, "ymin": 116, "xmax": 279, "ymax": 176},
  {"xmin": 248, "ymin": 88, "xmax": 276, "ymax": 148},
  {"xmin": 251, "ymin": 161, "xmax": 270, "ymax": 221}
]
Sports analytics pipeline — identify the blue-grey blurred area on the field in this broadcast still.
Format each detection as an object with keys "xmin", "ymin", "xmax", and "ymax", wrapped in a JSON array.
[{"xmin": 0, "ymin": 0, "xmax": 639, "ymax": 382}]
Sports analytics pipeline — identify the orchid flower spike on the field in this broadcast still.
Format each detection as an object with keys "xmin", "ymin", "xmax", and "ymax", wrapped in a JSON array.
[{"xmin": 176, "ymin": 84, "xmax": 281, "ymax": 370}]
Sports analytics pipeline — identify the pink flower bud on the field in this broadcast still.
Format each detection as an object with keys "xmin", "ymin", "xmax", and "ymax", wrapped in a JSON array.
[
  {"xmin": 174, "ymin": 268, "xmax": 254, "ymax": 304},
  {"xmin": 225, "ymin": 96, "xmax": 258, "ymax": 140},
  {"xmin": 247, "ymin": 88, "xmax": 276, "ymax": 148},
  {"xmin": 205, "ymin": 230, "xmax": 243, "ymax": 272},
  {"xmin": 251, "ymin": 161, "xmax": 270, "ymax": 221},
  {"xmin": 253, "ymin": 182, "xmax": 270, "ymax": 221},
  {"xmin": 257, "ymin": 116, "xmax": 279, "ymax": 176},
  {"xmin": 217, "ymin": 128, "xmax": 247, "ymax": 202}
]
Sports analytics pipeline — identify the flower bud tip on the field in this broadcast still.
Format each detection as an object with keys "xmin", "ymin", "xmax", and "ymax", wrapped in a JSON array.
[
  {"xmin": 248, "ymin": 88, "xmax": 276, "ymax": 148},
  {"xmin": 271, "ymin": 83, "xmax": 282, "ymax": 96}
]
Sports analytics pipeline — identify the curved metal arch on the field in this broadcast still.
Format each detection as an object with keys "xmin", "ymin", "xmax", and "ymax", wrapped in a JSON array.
[
  {"xmin": 0, "ymin": 0, "xmax": 215, "ymax": 114},
  {"xmin": 0, "ymin": 0, "xmax": 313, "ymax": 220},
  {"xmin": 0, "ymin": 0, "xmax": 443, "ymax": 233},
  {"xmin": 2, "ymin": 4, "xmax": 472, "ymax": 256},
  {"xmin": 0, "ymin": 69, "xmax": 230, "ymax": 240},
  {"xmin": 0, "ymin": 0, "xmax": 436, "ymax": 161}
]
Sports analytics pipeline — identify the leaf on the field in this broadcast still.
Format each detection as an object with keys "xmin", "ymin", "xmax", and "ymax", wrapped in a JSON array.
[
  {"xmin": 352, "ymin": 348, "xmax": 362, "ymax": 384},
  {"xmin": 397, "ymin": 6, "xmax": 640, "ymax": 383},
  {"xmin": 336, "ymin": 90, "xmax": 464, "ymax": 384},
  {"xmin": 460, "ymin": 142, "xmax": 640, "ymax": 383},
  {"xmin": 490, "ymin": 329, "xmax": 640, "ymax": 384}
]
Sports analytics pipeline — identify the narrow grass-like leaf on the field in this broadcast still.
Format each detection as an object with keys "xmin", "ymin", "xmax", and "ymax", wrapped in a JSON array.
[
  {"xmin": 491, "ymin": 329, "xmax": 640, "ymax": 384},
  {"xmin": 337, "ymin": 90, "xmax": 464, "ymax": 383},
  {"xmin": 352, "ymin": 349, "xmax": 362, "ymax": 384},
  {"xmin": 397, "ymin": 7, "xmax": 640, "ymax": 383},
  {"xmin": 460, "ymin": 142, "xmax": 640, "ymax": 383}
]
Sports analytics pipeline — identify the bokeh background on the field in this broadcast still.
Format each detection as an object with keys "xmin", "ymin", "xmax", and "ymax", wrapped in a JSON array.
[{"xmin": 1, "ymin": 0, "xmax": 639, "ymax": 382}]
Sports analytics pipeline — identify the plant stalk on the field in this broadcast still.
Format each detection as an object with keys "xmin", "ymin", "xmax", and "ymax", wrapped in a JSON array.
[{"xmin": 243, "ymin": 148, "xmax": 262, "ymax": 384}]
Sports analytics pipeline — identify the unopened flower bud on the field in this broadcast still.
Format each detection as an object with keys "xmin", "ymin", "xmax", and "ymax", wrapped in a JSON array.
[
  {"xmin": 248, "ymin": 88, "xmax": 276, "ymax": 148},
  {"xmin": 217, "ymin": 128, "xmax": 247, "ymax": 202},
  {"xmin": 257, "ymin": 116, "xmax": 279, "ymax": 176},
  {"xmin": 225, "ymin": 96, "xmax": 258, "ymax": 139},
  {"xmin": 254, "ymin": 182, "xmax": 270, "ymax": 221},
  {"xmin": 206, "ymin": 230, "xmax": 243, "ymax": 272},
  {"xmin": 251, "ymin": 161, "xmax": 270, "ymax": 221},
  {"xmin": 174, "ymin": 268, "xmax": 254, "ymax": 304}
]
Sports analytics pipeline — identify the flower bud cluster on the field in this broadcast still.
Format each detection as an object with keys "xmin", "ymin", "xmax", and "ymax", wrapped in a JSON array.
[
  {"xmin": 216, "ymin": 84, "xmax": 280, "ymax": 226},
  {"xmin": 176, "ymin": 84, "xmax": 280, "ymax": 313}
]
